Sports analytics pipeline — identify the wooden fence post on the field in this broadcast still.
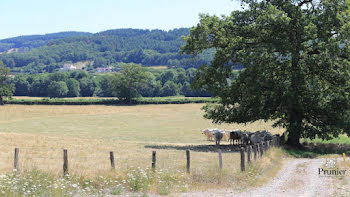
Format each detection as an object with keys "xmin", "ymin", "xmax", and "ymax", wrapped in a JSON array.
[
  {"xmin": 218, "ymin": 149, "xmax": 223, "ymax": 170},
  {"xmin": 253, "ymin": 145, "xmax": 257, "ymax": 160},
  {"xmin": 14, "ymin": 148, "xmax": 19, "ymax": 171},
  {"xmin": 110, "ymin": 151, "xmax": 115, "ymax": 169},
  {"xmin": 247, "ymin": 146, "xmax": 251, "ymax": 163},
  {"xmin": 240, "ymin": 147, "xmax": 245, "ymax": 171},
  {"xmin": 152, "ymin": 151, "xmax": 156, "ymax": 170},
  {"xmin": 63, "ymin": 149, "xmax": 68, "ymax": 176},
  {"xmin": 186, "ymin": 150, "xmax": 190, "ymax": 173}
]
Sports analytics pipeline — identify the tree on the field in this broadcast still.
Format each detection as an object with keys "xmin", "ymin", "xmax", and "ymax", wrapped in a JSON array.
[
  {"xmin": 13, "ymin": 75, "xmax": 29, "ymax": 96},
  {"xmin": 138, "ymin": 72, "xmax": 158, "ymax": 97},
  {"xmin": 181, "ymin": 82, "xmax": 193, "ymax": 96},
  {"xmin": 109, "ymin": 63, "xmax": 148, "ymax": 103},
  {"xmin": 79, "ymin": 77, "xmax": 95, "ymax": 97},
  {"xmin": 160, "ymin": 69, "xmax": 176, "ymax": 85},
  {"xmin": 161, "ymin": 81, "xmax": 180, "ymax": 96},
  {"xmin": 29, "ymin": 75, "xmax": 50, "ymax": 97},
  {"xmin": 182, "ymin": 0, "xmax": 350, "ymax": 146},
  {"xmin": 95, "ymin": 75, "xmax": 113, "ymax": 97},
  {"xmin": 47, "ymin": 81, "xmax": 68, "ymax": 98},
  {"xmin": 0, "ymin": 61, "xmax": 15, "ymax": 105},
  {"xmin": 175, "ymin": 68, "xmax": 189, "ymax": 85},
  {"xmin": 49, "ymin": 72, "xmax": 68, "ymax": 82},
  {"xmin": 66, "ymin": 78, "xmax": 80, "ymax": 97}
]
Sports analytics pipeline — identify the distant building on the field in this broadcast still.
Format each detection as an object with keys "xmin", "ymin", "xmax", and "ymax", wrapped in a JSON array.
[
  {"xmin": 60, "ymin": 64, "xmax": 77, "ymax": 71},
  {"xmin": 96, "ymin": 67, "xmax": 113, "ymax": 73}
]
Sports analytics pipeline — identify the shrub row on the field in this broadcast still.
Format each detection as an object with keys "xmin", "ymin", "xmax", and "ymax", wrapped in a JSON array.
[{"xmin": 4, "ymin": 97, "xmax": 217, "ymax": 105}]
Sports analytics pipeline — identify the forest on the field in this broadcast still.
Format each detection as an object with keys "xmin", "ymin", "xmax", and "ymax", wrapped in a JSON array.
[
  {"xmin": 10, "ymin": 66, "xmax": 211, "ymax": 98},
  {"xmin": 0, "ymin": 32, "xmax": 91, "ymax": 52},
  {"xmin": 0, "ymin": 28, "xmax": 214, "ymax": 73}
]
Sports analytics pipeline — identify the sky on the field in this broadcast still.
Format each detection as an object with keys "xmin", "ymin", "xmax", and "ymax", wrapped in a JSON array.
[{"xmin": 0, "ymin": 0, "xmax": 241, "ymax": 39}]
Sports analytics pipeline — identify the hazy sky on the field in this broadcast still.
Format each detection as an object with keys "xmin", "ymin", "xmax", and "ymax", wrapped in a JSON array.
[{"xmin": 0, "ymin": 0, "xmax": 241, "ymax": 39}]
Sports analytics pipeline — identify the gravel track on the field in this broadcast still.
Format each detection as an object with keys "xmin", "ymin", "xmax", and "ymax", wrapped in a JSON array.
[{"xmin": 176, "ymin": 158, "xmax": 336, "ymax": 197}]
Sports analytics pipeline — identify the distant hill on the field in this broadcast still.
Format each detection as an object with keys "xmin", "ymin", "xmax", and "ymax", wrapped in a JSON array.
[
  {"xmin": 0, "ymin": 31, "xmax": 92, "ymax": 53},
  {"xmin": 0, "ymin": 28, "xmax": 213, "ymax": 73}
]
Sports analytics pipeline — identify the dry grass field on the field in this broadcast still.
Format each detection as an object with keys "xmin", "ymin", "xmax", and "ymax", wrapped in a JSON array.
[{"xmin": 0, "ymin": 104, "xmax": 284, "ymax": 192}]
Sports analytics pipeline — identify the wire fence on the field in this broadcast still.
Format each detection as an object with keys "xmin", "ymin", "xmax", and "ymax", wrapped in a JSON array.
[{"xmin": 0, "ymin": 137, "xmax": 281, "ymax": 176}]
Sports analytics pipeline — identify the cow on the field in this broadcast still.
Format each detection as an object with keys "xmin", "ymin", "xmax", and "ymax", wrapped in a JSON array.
[
  {"xmin": 229, "ymin": 129, "xmax": 242, "ymax": 145},
  {"xmin": 241, "ymin": 130, "xmax": 252, "ymax": 145},
  {"xmin": 214, "ymin": 131, "xmax": 224, "ymax": 145},
  {"xmin": 250, "ymin": 131, "xmax": 263, "ymax": 145},
  {"xmin": 221, "ymin": 130, "xmax": 230, "ymax": 142},
  {"xmin": 201, "ymin": 128, "xmax": 217, "ymax": 141}
]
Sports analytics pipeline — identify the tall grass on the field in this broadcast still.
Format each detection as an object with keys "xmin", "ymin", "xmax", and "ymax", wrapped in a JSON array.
[
  {"xmin": 302, "ymin": 134, "xmax": 350, "ymax": 145},
  {"xmin": 0, "ymin": 148, "xmax": 286, "ymax": 196}
]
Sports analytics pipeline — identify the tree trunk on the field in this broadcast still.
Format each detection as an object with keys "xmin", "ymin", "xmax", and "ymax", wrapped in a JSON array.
[
  {"xmin": 0, "ymin": 96, "xmax": 3, "ymax": 105},
  {"xmin": 125, "ymin": 96, "xmax": 131, "ymax": 104},
  {"xmin": 286, "ymin": 115, "xmax": 302, "ymax": 147},
  {"xmin": 286, "ymin": 129, "xmax": 301, "ymax": 147}
]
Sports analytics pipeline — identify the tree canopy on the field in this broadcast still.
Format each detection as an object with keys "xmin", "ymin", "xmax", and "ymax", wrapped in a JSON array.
[
  {"xmin": 182, "ymin": 0, "xmax": 350, "ymax": 146},
  {"xmin": 0, "ymin": 28, "xmax": 214, "ymax": 73},
  {"xmin": 0, "ymin": 61, "xmax": 15, "ymax": 105},
  {"xmin": 109, "ymin": 64, "xmax": 148, "ymax": 103}
]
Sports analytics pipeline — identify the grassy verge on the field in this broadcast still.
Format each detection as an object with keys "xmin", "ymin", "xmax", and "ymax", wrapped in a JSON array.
[
  {"xmin": 188, "ymin": 148, "xmax": 286, "ymax": 191},
  {"xmin": 331, "ymin": 158, "xmax": 350, "ymax": 197},
  {"xmin": 234, "ymin": 148, "xmax": 286, "ymax": 190},
  {"xmin": 302, "ymin": 134, "xmax": 350, "ymax": 145},
  {"xmin": 283, "ymin": 135, "xmax": 350, "ymax": 158},
  {"xmin": 4, "ymin": 96, "xmax": 217, "ymax": 105},
  {"xmin": 283, "ymin": 143, "xmax": 350, "ymax": 158},
  {"xmin": 0, "ymin": 168, "xmax": 191, "ymax": 196},
  {"xmin": 0, "ymin": 148, "xmax": 286, "ymax": 196}
]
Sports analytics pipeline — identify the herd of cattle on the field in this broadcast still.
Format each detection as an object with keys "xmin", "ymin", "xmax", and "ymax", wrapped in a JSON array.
[{"xmin": 201, "ymin": 128, "xmax": 280, "ymax": 145}]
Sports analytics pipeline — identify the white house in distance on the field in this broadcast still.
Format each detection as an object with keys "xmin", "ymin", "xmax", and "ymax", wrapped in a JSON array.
[
  {"xmin": 96, "ymin": 66, "xmax": 113, "ymax": 73},
  {"xmin": 60, "ymin": 63, "xmax": 77, "ymax": 71}
]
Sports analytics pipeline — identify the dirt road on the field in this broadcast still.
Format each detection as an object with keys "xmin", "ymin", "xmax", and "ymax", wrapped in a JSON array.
[{"xmin": 177, "ymin": 158, "xmax": 337, "ymax": 197}]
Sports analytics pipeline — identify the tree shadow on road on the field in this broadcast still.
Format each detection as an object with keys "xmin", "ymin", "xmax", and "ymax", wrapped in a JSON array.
[{"xmin": 284, "ymin": 142, "xmax": 350, "ymax": 158}]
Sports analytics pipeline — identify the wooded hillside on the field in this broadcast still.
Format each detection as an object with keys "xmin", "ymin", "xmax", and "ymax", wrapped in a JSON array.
[{"xmin": 0, "ymin": 28, "xmax": 213, "ymax": 73}]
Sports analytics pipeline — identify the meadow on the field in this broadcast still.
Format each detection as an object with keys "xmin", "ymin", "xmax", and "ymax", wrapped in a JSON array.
[
  {"xmin": 0, "ymin": 104, "xmax": 283, "ymax": 174},
  {"xmin": 0, "ymin": 104, "xmax": 285, "ymax": 195}
]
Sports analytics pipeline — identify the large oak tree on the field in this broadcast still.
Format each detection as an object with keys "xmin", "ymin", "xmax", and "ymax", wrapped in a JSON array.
[{"xmin": 182, "ymin": 0, "xmax": 350, "ymax": 146}]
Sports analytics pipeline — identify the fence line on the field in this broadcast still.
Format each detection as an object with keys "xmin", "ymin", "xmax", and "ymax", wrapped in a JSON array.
[{"xmin": 3, "ymin": 137, "xmax": 282, "ymax": 176}]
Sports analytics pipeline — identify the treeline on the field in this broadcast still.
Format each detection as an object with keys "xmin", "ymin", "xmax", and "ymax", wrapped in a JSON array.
[
  {"xmin": 0, "ymin": 32, "xmax": 91, "ymax": 52},
  {"xmin": 0, "ymin": 28, "xmax": 213, "ymax": 73},
  {"xmin": 5, "ymin": 97, "xmax": 217, "ymax": 105},
  {"xmin": 10, "ymin": 67, "xmax": 210, "ymax": 98}
]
